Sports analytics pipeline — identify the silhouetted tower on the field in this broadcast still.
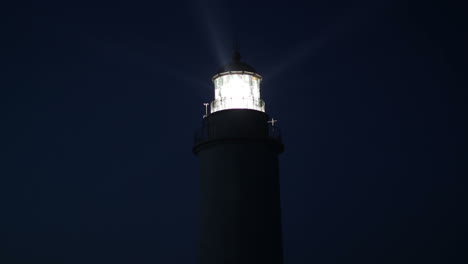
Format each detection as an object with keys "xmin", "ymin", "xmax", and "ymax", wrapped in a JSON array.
[{"xmin": 193, "ymin": 51, "xmax": 284, "ymax": 264}]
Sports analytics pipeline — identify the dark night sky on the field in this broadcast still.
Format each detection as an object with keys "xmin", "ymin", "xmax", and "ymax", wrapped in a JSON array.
[{"xmin": 1, "ymin": 0, "xmax": 467, "ymax": 263}]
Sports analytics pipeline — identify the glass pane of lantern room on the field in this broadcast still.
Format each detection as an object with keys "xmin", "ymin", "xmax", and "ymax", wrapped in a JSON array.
[{"xmin": 212, "ymin": 73, "xmax": 263, "ymax": 112}]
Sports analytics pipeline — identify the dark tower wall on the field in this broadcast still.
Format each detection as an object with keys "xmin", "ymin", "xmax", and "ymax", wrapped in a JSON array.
[{"xmin": 193, "ymin": 109, "xmax": 284, "ymax": 264}]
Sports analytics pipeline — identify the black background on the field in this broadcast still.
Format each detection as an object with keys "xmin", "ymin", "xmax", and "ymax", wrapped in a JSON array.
[{"xmin": 1, "ymin": 0, "xmax": 466, "ymax": 263}]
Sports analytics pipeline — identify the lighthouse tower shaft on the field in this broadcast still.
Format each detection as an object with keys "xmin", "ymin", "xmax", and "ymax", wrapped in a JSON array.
[{"xmin": 193, "ymin": 109, "xmax": 284, "ymax": 264}]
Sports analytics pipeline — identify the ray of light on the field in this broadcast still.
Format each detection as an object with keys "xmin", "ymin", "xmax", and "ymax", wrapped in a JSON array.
[
  {"xmin": 263, "ymin": 1, "xmax": 392, "ymax": 82},
  {"xmin": 197, "ymin": 0, "xmax": 228, "ymax": 66},
  {"xmin": 262, "ymin": 34, "xmax": 330, "ymax": 82}
]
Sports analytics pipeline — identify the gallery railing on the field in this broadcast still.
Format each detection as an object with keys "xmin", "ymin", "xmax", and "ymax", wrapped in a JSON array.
[{"xmin": 194, "ymin": 118, "xmax": 282, "ymax": 145}]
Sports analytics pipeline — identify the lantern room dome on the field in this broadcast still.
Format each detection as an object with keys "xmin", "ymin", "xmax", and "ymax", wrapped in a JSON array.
[{"xmin": 216, "ymin": 51, "xmax": 257, "ymax": 74}]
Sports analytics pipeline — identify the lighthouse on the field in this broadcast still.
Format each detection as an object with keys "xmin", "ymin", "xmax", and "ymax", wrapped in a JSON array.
[{"xmin": 193, "ymin": 51, "xmax": 284, "ymax": 264}]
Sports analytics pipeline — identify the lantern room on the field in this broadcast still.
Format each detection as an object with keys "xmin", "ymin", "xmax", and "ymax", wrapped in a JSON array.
[{"xmin": 210, "ymin": 52, "xmax": 265, "ymax": 113}]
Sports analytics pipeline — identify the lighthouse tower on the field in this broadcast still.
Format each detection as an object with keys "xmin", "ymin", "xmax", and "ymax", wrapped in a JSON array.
[{"xmin": 193, "ymin": 51, "xmax": 284, "ymax": 264}]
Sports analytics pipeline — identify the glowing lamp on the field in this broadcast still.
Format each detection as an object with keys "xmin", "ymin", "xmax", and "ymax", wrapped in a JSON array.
[{"xmin": 210, "ymin": 52, "xmax": 265, "ymax": 113}]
